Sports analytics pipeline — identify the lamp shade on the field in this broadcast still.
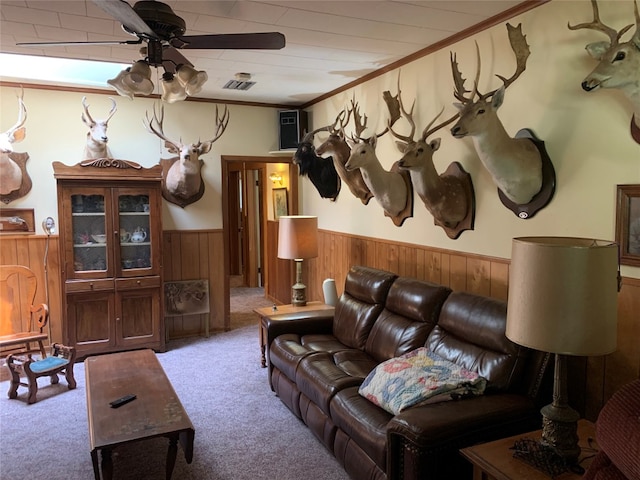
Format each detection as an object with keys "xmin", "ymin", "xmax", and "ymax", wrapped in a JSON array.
[
  {"xmin": 123, "ymin": 60, "xmax": 154, "ymax": 95},
  {"xmin": 277, "ymin": 216, "xmax": 318, "ymax": 260},
  {"xmin": 161, "ymin": 74, "xmax": 187, "ymax": 103},
  {"xmin": 506, "ymin": 236, "xmax": 618, "ymax": 356},
  {"xmin": 176, "ymin": 64, "xmax": 208, "ymax": 96}
]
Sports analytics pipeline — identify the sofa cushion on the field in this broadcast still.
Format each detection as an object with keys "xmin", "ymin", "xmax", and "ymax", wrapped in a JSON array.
[
  {"xmin": 365, "ymin": 277, "xmax": 451, "ymax": 362},
  {"xmin": 270, "ymin": 334, "xmax": 314, "ymax": 382},
  {"xmin": 426, "ymin": 291, "xmax": 529, "ymax": 392},
  {"xmin": 333, "ymin": 266, "xmax": 397, "ymax": 350},
  {"xmin": 358, "ymin": 348, "xmax": 487, "ymax": 415},
  {"xmin": 296, "ymin": 351, "xmax": 364, "ymax": 415}
]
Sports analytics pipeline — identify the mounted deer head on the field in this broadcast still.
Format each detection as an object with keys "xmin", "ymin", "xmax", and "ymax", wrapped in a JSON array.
[
  {"xmin": 387, "ymin": 76, "xmax": 474, "ymax": 238},
  {"xmin": 315, "ymin": 103, "xmax": 373, "ymax": 205},
  {"xmin": 81, "ymin": 96, "xmax": 117, "ymax": 160},
  {"xmin": 345, "ymin": 96, "xmax": 413, "ymax": 226},
  {"xmin": 144, "ymin": 103, "xmax": 229, "ymax": 207},
  {"xmin": 450, "ymin": 23, "xmax": 546, "ymax": 207},
  {"xmin": 293, "ymin": 123, "xmax": 341, "ymax": 201},
  {"xmin": 568, "ymin": 0, "xmax": 640, "ymax": 144},
  {"xmin": 0, "ymin": 87, "xmax": 32, "ymax": 203}
]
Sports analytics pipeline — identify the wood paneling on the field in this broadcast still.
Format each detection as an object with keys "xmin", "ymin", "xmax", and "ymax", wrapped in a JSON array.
[
  {"xmin": 162, "ymin": 230, "xmax": 226, "ymax": 340},
  {"xmin": 264, "ymin": 227, "xmax": 640, "ymax": 420},
  {"xmin": 2, "ymin": 226, "xmax": 638, "ymax": 420}
]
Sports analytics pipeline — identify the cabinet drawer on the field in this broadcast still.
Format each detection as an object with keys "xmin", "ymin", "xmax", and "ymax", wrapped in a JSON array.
[
  {"xmin": 66, "ymin": 279, "xmax": 114, "ymax": 293},
  {"xmin": 116, "ymin": 276, "xmax": 161, "ymax": 290}
]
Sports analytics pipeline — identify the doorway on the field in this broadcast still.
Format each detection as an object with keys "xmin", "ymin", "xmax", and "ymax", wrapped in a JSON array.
[{"xmin": 221, "ymin": 156, "xmax": 298, "ymax": 328}]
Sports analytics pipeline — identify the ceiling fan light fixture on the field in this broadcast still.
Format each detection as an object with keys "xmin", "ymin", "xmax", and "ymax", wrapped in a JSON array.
[
  {"xmin": 176, "ymin": 64, "xmax": 208, "ymax": 96},
  {"xmin": 123, "ymin": 60, "xmax": 154, "ymax": 94},
  {"xmin": 161, "ymin": 72, "xmax": 187, "ymax": 103},
  {"xmin": 107, "ymin": 68, "xmax": 135, "ymax": 100}
]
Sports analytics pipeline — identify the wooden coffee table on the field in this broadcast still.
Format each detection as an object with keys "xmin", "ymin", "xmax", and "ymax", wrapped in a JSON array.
[{"xmin": 84, "ymin": 349, "xmax": 194, "ymax": 480}]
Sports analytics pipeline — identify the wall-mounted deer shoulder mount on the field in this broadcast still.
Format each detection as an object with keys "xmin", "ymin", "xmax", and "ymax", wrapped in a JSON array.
[
  {"xmin": 144, "ymin": 103, "xmax": 229, "ymax": 208},
  {"xmin": 450, "ymin": 23, "xmax": 555, "ymax": 219},
  {"xmin": 316, "ymin": 104, "xmax": 373, "ymax": 205},
  {"xmin": 344, "ymin": 97, "xmax": 413, "ymax": 226},
  {"xmin": 0, "ymin": 88, "xmax": 32, "ymax": 204},
  {"xmin": 388, "ymin": 77, "xmax": 474, "ymax": 239},
  {"xmin": 293, "ymin": 124, "xmax": 341, "ymax": 201},
  {"xmin": 81, "ymin": 96, "xmax": 117, "ymax": 160},
  {"xmin": 569, "ymin": 0, "xmax": 640, "ymax": 145}
]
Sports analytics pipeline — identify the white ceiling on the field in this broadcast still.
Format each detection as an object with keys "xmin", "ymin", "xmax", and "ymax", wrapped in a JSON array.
[{"xmin": 0, "ymin": 0, "xmax": 529, "ymax": 106}]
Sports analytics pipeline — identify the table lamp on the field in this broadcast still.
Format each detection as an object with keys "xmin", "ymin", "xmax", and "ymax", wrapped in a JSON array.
[
  {"xmin": 277, "ymin": 215, "xmax": 318, "ymax": 306},
  {"xmin": 506, "ymin": 236, "xmax": 619, "ymax": 466}
]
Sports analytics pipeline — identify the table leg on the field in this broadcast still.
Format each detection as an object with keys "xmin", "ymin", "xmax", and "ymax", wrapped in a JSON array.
[
  {"xmin": 260, "ymin": 321, "xmax": 267, "ymax": 368},
  {"xmin": 101, "ymin": 448, "xmax": 113, "ymax": 480},
  {"xmin": 91, "ymin": 450, "xmax": 100, "ymax": 480},
  {"xmin": 166, "ymin": 434, "xmax": 178, "ymax": 480}
]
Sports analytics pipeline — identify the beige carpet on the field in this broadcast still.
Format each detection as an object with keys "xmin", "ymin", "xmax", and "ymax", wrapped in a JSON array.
[{"xmin": 229, "ymin": 287, "xmax": 273, "ymax": 330}]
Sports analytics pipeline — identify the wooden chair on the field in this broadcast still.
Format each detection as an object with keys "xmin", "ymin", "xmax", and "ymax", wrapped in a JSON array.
[
  {"xmin": 0, "ymin": 265, "xmax": 49, "ymax": 360},
  {"xmin": 6, "ymin": 343, "xmax": 77, "ymax": 404}
]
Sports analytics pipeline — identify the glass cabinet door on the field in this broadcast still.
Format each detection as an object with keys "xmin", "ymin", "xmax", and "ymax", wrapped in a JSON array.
[
  {"xmin": 116, "ymin": 190, "xmax": 155, "ymax": 275},
  {"xmin": 70, "ymin": 192, "xmax": 109, "ymax": 274}
]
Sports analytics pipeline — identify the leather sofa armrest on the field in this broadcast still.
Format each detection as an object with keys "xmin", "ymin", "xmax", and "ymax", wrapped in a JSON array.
[{"xmin": 386, "ymin": 394, "xmax": 540, "ymax": 480}]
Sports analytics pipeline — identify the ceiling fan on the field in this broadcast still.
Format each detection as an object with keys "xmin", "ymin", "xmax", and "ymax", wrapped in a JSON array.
[{"xmin": 16, "ymin": 0, "xmax": 286, "ymax": 73}]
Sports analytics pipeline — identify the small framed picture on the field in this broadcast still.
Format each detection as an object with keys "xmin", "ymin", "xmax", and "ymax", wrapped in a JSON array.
[
  {"xmin": 273, "ymin": 188, "xmax": 288, "ymax": 220},
  {"xmin": 0, "ymin": 207, "xmax": 35, "ymax": 234},
  {"xmin": 615, "ymin": 184, "xmax": 640, "ymax": 267}
]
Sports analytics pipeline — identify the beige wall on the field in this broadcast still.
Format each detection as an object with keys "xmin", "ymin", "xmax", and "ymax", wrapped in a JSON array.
[
  {"xmin": 304, "ymin": 0, "xmax": 640, "ymax": 279},
  {"xmin": 1, "ymin": 1, "xmax": 639, "ymax": 280},
  {"xmin": 0, "ymin": 87, "xmax": 282, "ymax": 230}
]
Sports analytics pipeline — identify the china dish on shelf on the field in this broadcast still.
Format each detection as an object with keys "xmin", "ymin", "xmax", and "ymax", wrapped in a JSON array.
[{"xmin": 91, "ymin": 234, "xmax": 107, "ymax": 243}]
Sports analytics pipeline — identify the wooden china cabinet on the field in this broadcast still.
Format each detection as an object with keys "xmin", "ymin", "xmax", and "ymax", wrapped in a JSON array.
[{"xmin": 53, "ymin": 160, "xmax": 165, "ymax": 358}]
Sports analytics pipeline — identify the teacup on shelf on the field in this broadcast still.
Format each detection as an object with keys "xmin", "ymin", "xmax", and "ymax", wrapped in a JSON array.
[{"xmin": 91, "ymin": 234, "xmax": 107, "ymax": 244}]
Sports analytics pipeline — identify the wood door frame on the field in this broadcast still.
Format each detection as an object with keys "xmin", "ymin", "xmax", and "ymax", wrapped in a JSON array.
[{"xmin": 221, "ymin": 155, "xmax": 297, "ymax": 329}]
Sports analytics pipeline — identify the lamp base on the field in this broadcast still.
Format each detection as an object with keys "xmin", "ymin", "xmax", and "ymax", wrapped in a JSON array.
[
  {"xmin": 291, "ymin": 282, "xmax": 307, "ymax": 306},
  {"xmin": 540, "ymin": 404, "xmax": 580, "ymax": 463}
]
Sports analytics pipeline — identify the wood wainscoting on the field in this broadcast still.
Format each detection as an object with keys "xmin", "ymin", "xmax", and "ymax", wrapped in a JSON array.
[
  {"xmin": 265, "ymin": 224, "xmax": 640, "ymax": 422},
  {"xmin": 3, "ymin": 228, "xmax": 638, "ymax": 420}
]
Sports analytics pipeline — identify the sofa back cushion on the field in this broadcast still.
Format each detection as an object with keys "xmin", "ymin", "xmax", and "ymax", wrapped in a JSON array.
[
  {"xmin": 426, "ymin": 291, "xmax": 529, "ymax": 393},
  {"xmin": 365, "ymin": 277, "xmax": 451, "ymax": 363},
  {"xmin": 333, "ymin": 266, "xmax": 397, "ymax": 350}
]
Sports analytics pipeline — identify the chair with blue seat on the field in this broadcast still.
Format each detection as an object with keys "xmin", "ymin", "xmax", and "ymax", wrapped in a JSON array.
[{"xmin": 6, "ymin": 343, "xmax": 76, "ymax": 404}]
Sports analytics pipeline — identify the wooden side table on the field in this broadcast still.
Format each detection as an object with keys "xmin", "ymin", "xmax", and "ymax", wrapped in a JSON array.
[
  {"xmin": 460, "ymin": 419, "xmax": 596, "ymax": 480},
  {"xmin": 254, "ymin": 301, "xmax": 334, "ymax": 368}
]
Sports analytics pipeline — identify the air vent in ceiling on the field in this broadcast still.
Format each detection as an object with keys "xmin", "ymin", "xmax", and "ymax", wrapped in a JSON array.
[
  {"xmin": 224, "ymin": 72, "xmax": 255, "ymax": 91},
  {"xmin": 223, "ymin": 79, "xmax": 256, "ymax": 91}
]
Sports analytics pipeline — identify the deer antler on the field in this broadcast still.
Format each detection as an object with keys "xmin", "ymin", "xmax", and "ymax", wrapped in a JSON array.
[
  {"xmin": 478, "ymin": 23, "xmax": 530, "ymax": 100},
  {"xmin": 349, "ymin": 98, "xmax": 369, "ymax": 142},
  {"xmin": 422, "ymin": 109, "xmax": 459, "ymax": 141},
  {"xmin": 8, "ymin": 87, "xmax": 27, "ymax": 137},
  {"xmin": 209, "ymin": 105, "xmax": 230, "ymax": 144},
  {"xmin": 143, "ymin": 103, "xmax": 181, "ymax": 151},
  {"xmin": 81, "ymin": 96, "xmax": 94, "ymax": 126},
  {"xmin": 451, "ymin": 43, "xmax": 481, "ymax": 104},
  {"xmin": 81, "ymin": 96, "xmax": 117, "ymax": 125},
  {"xmin": 568, "ymin": 0, "xmax": 634, "ymax": 47},
  {"xmin": 387, "ymin": 75, "xmax": 416, "ymax": 145}
]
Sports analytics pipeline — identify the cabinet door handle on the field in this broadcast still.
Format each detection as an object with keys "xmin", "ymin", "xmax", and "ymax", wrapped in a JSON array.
[
  {"xmin": 89, "ymin": 282, "xmax": 94, "ymax": 289},
  {"xmin": 116, "ymin": 317, "xmax": 120, "ymax": 322},
  {"xmin": 137, "ymin": 280, "xmax": 141, "ymax": 285}
]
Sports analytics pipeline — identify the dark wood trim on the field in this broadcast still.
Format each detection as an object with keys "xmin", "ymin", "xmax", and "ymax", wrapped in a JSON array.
[
  {"xmin": 0, "ymin": 81, "xmax": 294, "ymax": 110},
  {"xmin": 300, "ymin": 0, "xmax": 550, "ymax": 109}
]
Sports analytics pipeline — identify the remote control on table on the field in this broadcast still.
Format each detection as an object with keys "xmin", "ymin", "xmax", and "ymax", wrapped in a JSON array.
[{"xmin": 110, "ymin": 394, "xmax": 136, "ymax": 408}]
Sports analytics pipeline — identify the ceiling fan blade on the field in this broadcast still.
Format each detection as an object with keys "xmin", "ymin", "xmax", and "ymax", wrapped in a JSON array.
[
  {"xmin": 162, "ymin": 47, "xmax": 193, "ymax": 72},
  {"xmin": 16, "ymin": 39, "xmax": 142, "ymax": 47},
  {"xmin": 170, "ymin": 32, "xmax": 285, "ymax": 50},
  {"xmin": 92, "ymin": 0, "xmax": 159, "ymax": 39}
]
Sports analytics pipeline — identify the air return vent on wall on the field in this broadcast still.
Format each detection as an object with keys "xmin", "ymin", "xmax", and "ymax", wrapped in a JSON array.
[{"xmin": 224, "ymin": 72, "xmax": 255, "ymax": 91}]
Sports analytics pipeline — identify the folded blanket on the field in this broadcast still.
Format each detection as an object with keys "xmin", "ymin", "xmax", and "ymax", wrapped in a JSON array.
[{"xmin": 358, "ymin": 347, "xmax": 487, "ymax": 415}]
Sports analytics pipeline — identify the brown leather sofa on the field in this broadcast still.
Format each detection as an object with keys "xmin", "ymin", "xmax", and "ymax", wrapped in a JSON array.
[{"xmin": 266, "ymin": 266, "xmax": 551, "ymax": 480}]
